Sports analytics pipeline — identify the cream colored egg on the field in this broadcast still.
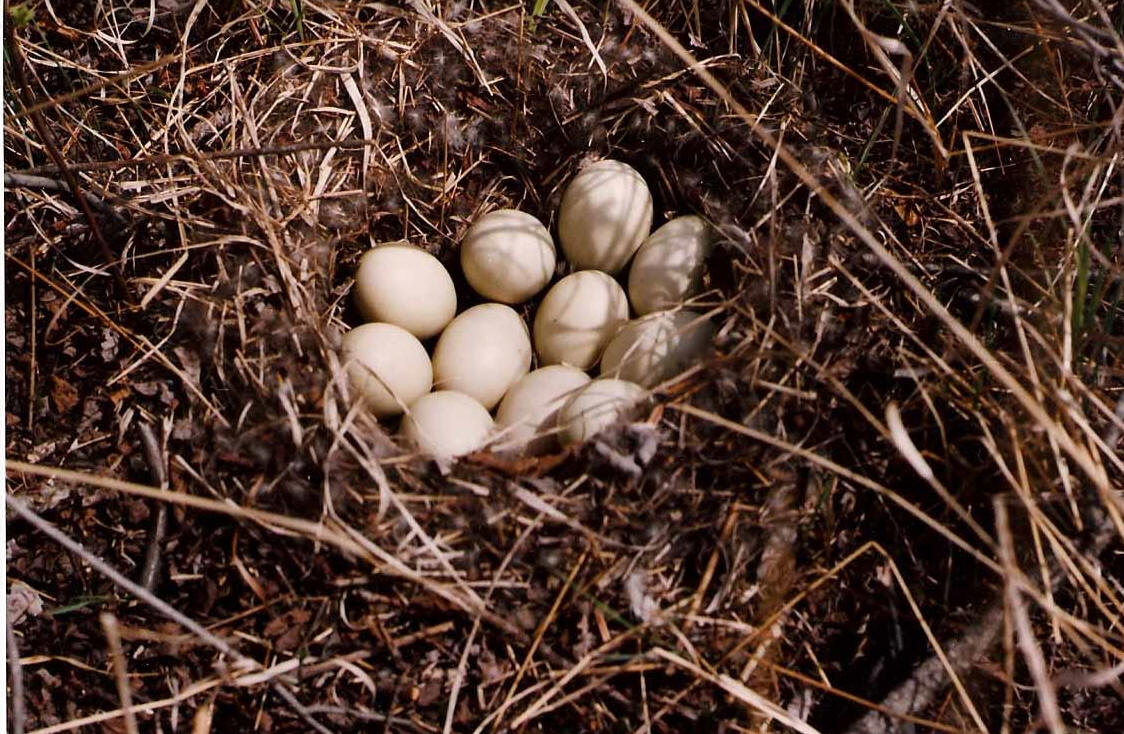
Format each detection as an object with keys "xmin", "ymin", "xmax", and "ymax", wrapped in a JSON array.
[
  {"xmin": 340, "ymin": 323, "xmax": 433, "ymax": 417},
  {"xmin": 600, "ymin": 310, "xmax": 714, "ymax": 388},
  {"xmin": 432, "ymin": 304, "xmax": 532, "ymax": 410},
  {"xmin": 494, "ymin": 365, "xmax": 592, "ymax": 454},
  {"xmin": 353, "ymin": 243, "xmax": 457, "ymax": 339},
  {"xmin": 628, "ymin": 216, "xmax": 713, "ymax": 315},
  {"xmin": 401, "ymin": 391, "xmax": 494, "ymax": 458},
  {"xmin": 461, "ymin": 210, "xmax": 556, "ymax": 304},
  {"xmin": 557, "ymin": 378, "xmax": 647, "ymax": 446},
  {"xmin": 533, "ymin": 271, "xmax": 629, "ymax": 369},
  {"xmin": 558, "ymin": 160, "xmax": 653, "ymax": 274}
]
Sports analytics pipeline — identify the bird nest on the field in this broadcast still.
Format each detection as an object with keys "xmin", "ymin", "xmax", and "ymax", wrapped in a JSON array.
[{"xmin": 5, "ymin": 1, "xmax": 1123, "ymax": 733}]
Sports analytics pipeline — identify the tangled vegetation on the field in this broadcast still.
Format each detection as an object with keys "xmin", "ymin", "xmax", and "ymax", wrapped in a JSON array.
[{"xmin": 5, "ymin": 1, "xmax": 1123, "ymax": 732}]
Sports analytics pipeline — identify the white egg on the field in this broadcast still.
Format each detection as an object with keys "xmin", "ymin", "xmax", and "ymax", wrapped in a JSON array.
[
  {"xmin": 432, "ymin": 304, "xmax": 532, "ymax": 410},
  {"xmin": 600, "ymin": 310, "xmax": 714, "ymax": 388},
  {"xmin": 353, "ymin": 243, "xmax": 457, "ymax": 339},
  {"xmin": 340, "ymin": 323, "xmax": 433, "ymax": 417},
  {"xmin": 461, "ymin": 209, "xmax": 556, "ymax": 304},
  {"xmin": 533, "ymin": 271, "xmax": 629, "ymax": 369},
  {"xmin": 557, "ymin": 378, "xmax": 647, "ymax": 446},
  {"xmin": 628, "ymin": 215, "xmax": 713, "ymax": 315},
  {"xmin": 558, "ymin": 160, "xmax": 653, "ymax": 274},
  {"xmin": 494, "ymin": 365, "xmax": 592, "ymax": 454},
  {"xmin": 401, "ymin": 391, "xmax": 494, "ymax": 458}
]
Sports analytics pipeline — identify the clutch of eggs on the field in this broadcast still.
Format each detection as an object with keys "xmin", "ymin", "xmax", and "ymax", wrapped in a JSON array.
[{"xmin": 342, "ymin": 159, "xmax": 717, "ymax": 459}]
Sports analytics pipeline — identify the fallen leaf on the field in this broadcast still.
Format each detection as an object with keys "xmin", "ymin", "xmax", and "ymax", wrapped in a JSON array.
[
  {"xmin": 50, "ymin": 376, "xmax": 79, "ymax": 413},
  {"xmin": 172, "ymin": 418, "xmax": 198, "ymax": 441},
  {"xmin": 126, "ymin": 499, "xmax": 151, "ymax": 524},
  {"xmin": 416, "ymin": 677, "xmax": 444, "ymax": 707},
  {"xmin": 264, "ymin": 608, "xmax": 311, "ymax": 652},
  {"xmin": 173, "ymin": 347, "xmax": 202, "ymax": 386},
  {"xmin": 99, "ymin": 328, "xmax": 119, "ymax": 363},
  {"xmin": 8, "ymin": 581, "xmax": 44, "ymax": 626},
  {"xmin": 273, "ymin": 626, "xmax": 304, "ymax": 653},
  {"xmin": 107, "ymin": 387, "xmax": 131, "ymax": 405},
  {"xmin": 20, "ymin": 475, "xmax": 73, "ymax": 511}
]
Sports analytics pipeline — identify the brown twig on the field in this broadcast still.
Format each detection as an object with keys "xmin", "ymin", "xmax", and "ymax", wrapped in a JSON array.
[
  {"xmin": 4, "ymin": 173, "xmax": 126, "ymax": 224},
  {"xmin": 742, "ymin": 474, "xmax": 802, "ymax": 695},
  {"xmin": 6, "ymin": 52, "xmax": 180, "ymax": 122},
  {"xmin": 849, "ymin": 418, "xmax": 1124, "ymax": 732},
  {"xmin": 14, "ymin": 138, "xmax": 385, "ymax": 177},
  {"xmin": 997, "ymin": 501, "xmax": 1065, "ymax": 734},
  {"xmin": 137, "ymin": 421, "xmax": 169, "ymax": 591},
  {"xmin": 843, "ymin": 601, "xmax": 1004, "ymax": 734},
  {"xmin": 7, "ymin": 616, "xmax": 26, "ymax": 734},
  {"xmin": 615, "ymin": 0, "xmax": 1114, "ymax": 503},
  {"xmin": 98, "ymin": 613, "xmax": 139, "ymax": 734}
]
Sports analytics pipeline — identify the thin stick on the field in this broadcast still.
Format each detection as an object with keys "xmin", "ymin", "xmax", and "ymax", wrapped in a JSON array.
[
  {"xmin": 99, "ymin": 613, "xmax": 139, "ymax": 734},
  {"xmin": 650, "ymin": 647, "xmax": 824, "ymax": 734},
  {"xmin": 672, "ymin": 403, "xmax": 1001, "ymax": 575},
  {"xmin": 16, "ymin": 138, "xmax": 385, "ymax": 177},
  {"xmin": 7, "ymin": 460, "xmax": 523, "ymax": 641},
  {"xmin": 7, "ymin": 616, "xmax": 27, "ymax": 734},
  {"xmin": 843, "ymin": 601, "xmax": 1004, "ymax": 734},
  {"xmin": 996, "ymin": 501, "xmax": 1065, "ymax": 734},
  {"xmin": 6, "ymin": 53, "xmax": 179, "ymax": 121},
  {"xmin": 443, "ymin": 618, "xmax": 481, "ymax": 734},
  {"xmin": 4, "ymin": 173, "xmax": 126, "ymax": 224},
  {"xmin": 137, "ymin": 421, "xmax": 168, "ymax": 591},
  {"xmin": 27, "ymin": 238, "xmax": 35, "ymax": 434}
]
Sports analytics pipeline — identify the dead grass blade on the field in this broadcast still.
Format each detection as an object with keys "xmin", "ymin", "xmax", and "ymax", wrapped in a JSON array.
[{"xmin": 651, "ymin": 647, "xmax": 824, "ymax": 734}]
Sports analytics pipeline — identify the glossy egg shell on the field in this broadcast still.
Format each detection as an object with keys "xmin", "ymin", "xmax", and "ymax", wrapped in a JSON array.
[
  {"xmin": 557, "ymin": 378, "xmax": 647, "ymax": 446},
  {"xmin": 533, "ymin": 271, "xmax": 629, "ymax": 370},
  {"xmin": 461, "ymin": 209, "xmax": 556, "ymax": 304},
  {"xmin": 401, "ymin": 390, "xmax": 494, "ymax": 458},
  {"xmin": 353, "ymin": 243, "xmax": 457, "ymax": 339},
  {"xmin": 494, "ymin": 365, "xmax": 592, "ymax": 454},
  {"xmin": 600, "ymin": 310, "xmax": 714, "ymax": 387},
  {"xmin": 627, "ymin": 215, "xmax": 712, "ymax": 315},
  {"xmin": 432, "ymin": 304, "xmax": 533, "ymax": 410},
  {"xmin": 340, "ymin": 323, "xmax": 433, "ymax": 417},
  {"xmin": 558, "ymin": 160, "xmax": 653, "ymax": 274}
]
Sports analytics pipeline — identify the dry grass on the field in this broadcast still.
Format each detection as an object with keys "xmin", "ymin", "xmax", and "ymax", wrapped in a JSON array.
[{"xmin": 5, "ymin": 1, "xmax": 1123, "ymax": 732}]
